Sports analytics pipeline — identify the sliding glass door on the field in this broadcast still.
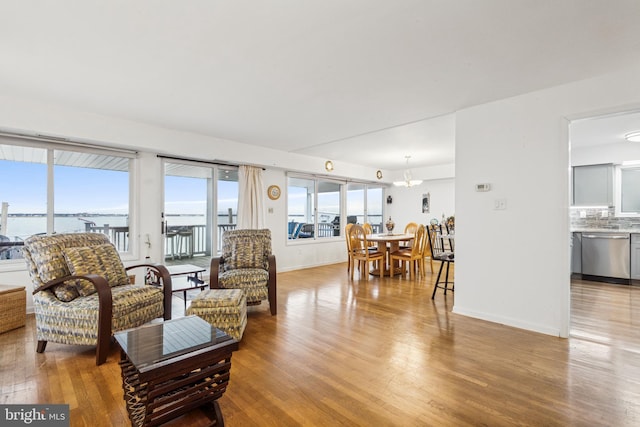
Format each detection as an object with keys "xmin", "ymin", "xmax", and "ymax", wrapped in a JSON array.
[{"xmin": 163, "ymin": 161, "xmax": 238, "ymax": 268}]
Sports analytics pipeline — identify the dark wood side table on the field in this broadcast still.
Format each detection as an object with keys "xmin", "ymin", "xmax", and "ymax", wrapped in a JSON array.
[{"xmin": 114, "ymin": 316, "xmax": 239, "ymax": 427}]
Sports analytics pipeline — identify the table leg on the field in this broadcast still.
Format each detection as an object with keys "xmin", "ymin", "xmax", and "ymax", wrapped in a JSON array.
[
  {"xmin": 389, "ymin": 241, "xmax": 400, "ymax": 275},
  {"xmin": 211, "ymin": 400, "xmax": 225, "ymax": 426}
]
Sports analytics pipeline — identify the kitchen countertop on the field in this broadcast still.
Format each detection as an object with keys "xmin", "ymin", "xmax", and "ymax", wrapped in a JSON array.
[{"xmin": 571, "ymin": 228, "xmax": 640, "ymax": 233}]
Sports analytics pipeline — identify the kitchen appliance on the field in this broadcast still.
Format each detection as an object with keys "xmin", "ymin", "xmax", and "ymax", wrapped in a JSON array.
[
  {"xmin": 581, "ymin": 232, "xmax": 630, "ymax": 283},
  {"xmin": 571, "ymin": 232, "xmax": 581, "ymax": 275}
]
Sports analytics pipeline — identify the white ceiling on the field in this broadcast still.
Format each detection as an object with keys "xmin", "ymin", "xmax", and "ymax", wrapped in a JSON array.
[
  {"xmin": 1, "ymin": 1, "xmax": 640, "ymax": 171},
  {"xmin": 571, "ymin": 110, "xmax": 640, "ymax": 148}
]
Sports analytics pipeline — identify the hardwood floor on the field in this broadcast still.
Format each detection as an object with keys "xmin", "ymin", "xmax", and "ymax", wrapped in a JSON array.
[{"xmin": 2, "ymin": 264, "xmax": 640, "ymax": 426}]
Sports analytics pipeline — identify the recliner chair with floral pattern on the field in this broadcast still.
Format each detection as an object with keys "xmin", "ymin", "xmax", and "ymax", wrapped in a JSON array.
[
  {"xmin": 210, "ymin": 229, "xmax": 277, "ymax": 315},
  {"xmin": 23, "ymin": 232, "xmax": 172, "ymax": 365}
]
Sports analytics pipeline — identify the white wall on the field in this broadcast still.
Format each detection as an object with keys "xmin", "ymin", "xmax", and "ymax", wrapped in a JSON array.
[
  {"xmin": 386, "ymin": 177, "xmax": 455, "ymax": 231},
  {"xmin": 572, "ymin": 140, "xmax": 640, "ymax": 166},
  {"xmin": 454, "ymin": 64, "xmax": 640, "ymax": 337}
]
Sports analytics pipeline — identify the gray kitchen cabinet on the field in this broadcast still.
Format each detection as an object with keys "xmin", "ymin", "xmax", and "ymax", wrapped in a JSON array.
[
  {"xmin": 631, "ymin": 234, "xmax": 640, "ymax": 280},
  {"xmin": 572, "ymin": 164, "xmax": 613, "ymax": 206}
]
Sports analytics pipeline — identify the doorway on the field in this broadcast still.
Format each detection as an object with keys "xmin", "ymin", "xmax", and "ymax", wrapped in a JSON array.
[
  {"xmin": 569, "ymin": 109, "xmax": 640, "ymax": 342},
  {"xmin": 163, "ymin": 160, "xmax": 238, "ymax": 270}
]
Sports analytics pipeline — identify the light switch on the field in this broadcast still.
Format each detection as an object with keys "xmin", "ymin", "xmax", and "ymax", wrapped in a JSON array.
[
  {"xmin": 494, "ymin": 198, "xmax": 507, "ymax": 210},
  {"xmin": 268, "ymin": 207, "xmax": 274, "ymax": 214}
]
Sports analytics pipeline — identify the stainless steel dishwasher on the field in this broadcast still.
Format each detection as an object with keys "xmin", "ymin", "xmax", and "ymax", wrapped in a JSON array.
[{"xmin": 581, "ymin": 232, "xmax": 630, "ymax": 281}]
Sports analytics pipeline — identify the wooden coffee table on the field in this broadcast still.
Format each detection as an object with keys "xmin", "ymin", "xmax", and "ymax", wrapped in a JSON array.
[{"xmin": 114, "ymin": 316, "xmax": 239, "ymax": 427}]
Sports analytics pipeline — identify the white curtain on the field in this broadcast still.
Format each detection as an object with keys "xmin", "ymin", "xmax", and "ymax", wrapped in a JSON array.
[{"xmin": 237, "ymin": 165, "xmax": 266, "ymax": 229}]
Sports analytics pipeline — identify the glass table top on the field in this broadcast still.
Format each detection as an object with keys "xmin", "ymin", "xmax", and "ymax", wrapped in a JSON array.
[{"xmin": 114, "ymin": 316, "xmax": 232, "ymax": 369}]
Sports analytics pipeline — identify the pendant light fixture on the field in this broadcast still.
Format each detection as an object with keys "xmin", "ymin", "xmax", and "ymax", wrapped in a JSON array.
[{"xmin": 393, "ymin": 155, "xmax": 423, "ymax": 187}]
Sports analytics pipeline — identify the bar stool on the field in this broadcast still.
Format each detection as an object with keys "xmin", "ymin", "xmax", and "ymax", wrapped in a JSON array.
[
  {"xmin": 165, "ymin": 229, "xmax": 179, "ymax": 260},
  {"xmin": 177, "ymin": 227, "xmax": 193, "ymax": 259}
]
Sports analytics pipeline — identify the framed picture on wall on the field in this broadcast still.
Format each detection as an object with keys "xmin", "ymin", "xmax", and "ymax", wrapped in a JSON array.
[{"xmin": 422, "ymin": 193, "xmax": 430, "ymax": 213}]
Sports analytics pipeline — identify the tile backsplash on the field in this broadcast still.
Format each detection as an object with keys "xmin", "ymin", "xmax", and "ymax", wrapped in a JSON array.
[{"xmin": 570, "ymin": 207, "xmax": 640, "ymax": 230}]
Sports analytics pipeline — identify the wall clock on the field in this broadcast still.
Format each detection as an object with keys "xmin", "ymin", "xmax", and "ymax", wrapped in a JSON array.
[{"xmin": 267, "ymin": 185, "xmax": 281, "ymax": 200}]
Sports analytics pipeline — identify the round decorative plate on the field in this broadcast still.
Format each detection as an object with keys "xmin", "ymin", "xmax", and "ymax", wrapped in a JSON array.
[
  {"xmin": 430, "ymin": 218, "xmax": 439, "ymax": 225},
  {"xmin": 267, "ymin": 185, "xmax": 281, "ymax": 200}
]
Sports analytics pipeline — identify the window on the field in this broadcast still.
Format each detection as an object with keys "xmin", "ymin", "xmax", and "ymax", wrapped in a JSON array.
[
  {"xmin": 0, "ymin": 138, "xmax": 134, "ymax": 262},
  {"xmin": 344, "ymin": 183, "xmax": 384, "ymax": 233},
  {"xmin": 287, "ymin": 176, "xmax": 316, "ymax": 239},
  {"xmin": 287, "ymin": 174, "xmax": 384, "ymax": 240},
  {"xmin": 217, "ymin": 168, "xmax": 239, "ymax": 252},
  {"xmin": 54, "ymin": 150, "xmax": 131, "ymax": 251},
  {"xmin": 346, "ymin": 183, "xmax": 365, "ymax": 226},
  {"xmin": 366, "ymin": 186, "xmax": 384, "ymax": 233}
]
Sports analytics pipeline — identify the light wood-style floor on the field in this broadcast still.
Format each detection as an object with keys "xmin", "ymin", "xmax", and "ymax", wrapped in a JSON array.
[{"xmin": 2, "ymin": 264, "xmax": 640, "ymax": 426}]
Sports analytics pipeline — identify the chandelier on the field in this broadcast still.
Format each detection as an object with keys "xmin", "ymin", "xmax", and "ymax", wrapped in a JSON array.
[{"xmin": 393, "ymin": 156, "xmax": 423, "ymax": 187}]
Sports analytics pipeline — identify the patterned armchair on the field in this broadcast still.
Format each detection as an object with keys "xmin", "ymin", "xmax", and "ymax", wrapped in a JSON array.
[
  {"xmin": 23, "ymin": 233, "xmax": 172, "ymax": 365},
  {"xmin": 210, "ymin": 229, "xmax": 277, "ymax": 315}
]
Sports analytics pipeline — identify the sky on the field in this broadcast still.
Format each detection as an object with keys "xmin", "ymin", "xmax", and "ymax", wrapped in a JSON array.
[{"xmin": 0, "ymin": 160, "xmax": 238, "ymax": 215}]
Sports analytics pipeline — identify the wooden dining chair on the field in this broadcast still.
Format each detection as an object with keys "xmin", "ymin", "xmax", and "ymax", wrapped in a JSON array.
[
  {"xmin": 345, "ymin": 223, "xmax": 356, "ymax": 274},
  {"xmin": 362, "ymin": 222, "xmax": 378, "ymax": 251},
  {"xmin": 400, "ymin": 222, "xmax": 418, "ymax": 249},
  {"xmin": 390, "ymin": 225, "xmax": 426, "ymax": 279},
  {"xmin": 348, "ymin": 224, "xmax": 385, "ymax": 280}
]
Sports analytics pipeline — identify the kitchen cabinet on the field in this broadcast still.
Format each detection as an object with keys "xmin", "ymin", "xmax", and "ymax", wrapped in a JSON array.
[
  {"xmin": 572, "ymin": 164, "xmax": 613, "ymax": 206},
  {"xmin": 631, "ymin": 234, "xmax": 640, "ymax": 280}
]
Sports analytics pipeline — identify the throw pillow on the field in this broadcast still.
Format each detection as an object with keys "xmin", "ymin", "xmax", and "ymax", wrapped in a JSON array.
[
  {"xmin": 63, "ymin": 243, "xmax": 129, "ymax": 296},
  {"xmin": 52, "ymin": 282, "xmax": 80, "ymax": 302}
]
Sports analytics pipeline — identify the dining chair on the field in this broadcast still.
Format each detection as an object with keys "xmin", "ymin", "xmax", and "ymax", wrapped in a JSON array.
[
  {"xmin": 348, "ymin": 224, "xmax": 385, "ymax": 280},
  {"xmin": 390, "ymin": 224, "xmax": 426, "ymax": 279},
  {"xmin": 428, "ymin": 224, "xmax": 454, "ymax": 298},
  {"xmin": 345, "ymin": 223, "xmax": 355, "ymax": 274},
  {"xmin": 362, "ymin": 223, "xmax": 378, "ymax": 251},
  {"xmin": 400, "ymin": 222, "xmax": 418, "ymax": 249}
]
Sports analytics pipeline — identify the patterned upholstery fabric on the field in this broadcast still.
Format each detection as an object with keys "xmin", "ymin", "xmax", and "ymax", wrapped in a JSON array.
[
  {"xmin": 222, "ymin": 229, "xmax": 271, "ymax": 271},
  {"xmin": 52, "ymin": 281, "xmax": 80, "ymax": 302},
  {"xmin": 217, "ymin": 229, "xmax": 272, "ymax": 304},
  {"xmin": 217, "ymin": 268, "xmax": 269, "ymax": 303},
  {"xmin": 22, "ymin": 232, "xmax": 168, "ymax": 353},
  {"xmin": 186, "ymin": 289, "xmax": 247, "ymax": 341},
  {"xmin": 24, "ymin": 232, "xmax": 112, "ymax": 292},
  {"xmin": 33, "ymin": 284, "xmax": 164, "ymax": 346},
  {"xmin": 63, "ymin": 243, "xmax": 129, "ymax": 296}
]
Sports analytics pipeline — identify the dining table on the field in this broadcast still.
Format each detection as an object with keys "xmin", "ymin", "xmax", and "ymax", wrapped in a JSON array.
[{"xmin": 366, "ymin": 233, "xmax": 415, "ymax": 276}]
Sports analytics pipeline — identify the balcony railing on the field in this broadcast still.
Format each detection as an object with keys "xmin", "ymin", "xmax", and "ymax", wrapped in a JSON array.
[
  {"xmin": 1, "ymin": 223, "xmax": 239, "ymax": 261},
  {"xmin": 83, "ymin": 223, "xmax": 219, "ymax": 258}
]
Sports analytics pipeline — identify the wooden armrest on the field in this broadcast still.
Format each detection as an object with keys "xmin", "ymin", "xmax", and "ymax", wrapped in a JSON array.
[
  {"xmin": 125, "ymin": 263, "xmax": 172, "ymax": 320},
  {"xmin": 209, "ymin": 257, "xmax": 223, "ymax": 289},
  {"xmin": 34, "ymin": 274, "xmax": 110, "ymax": 296},
  {"xmin": 35, "ymin": 273, "xmax": 113, "ymax": 365}
]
